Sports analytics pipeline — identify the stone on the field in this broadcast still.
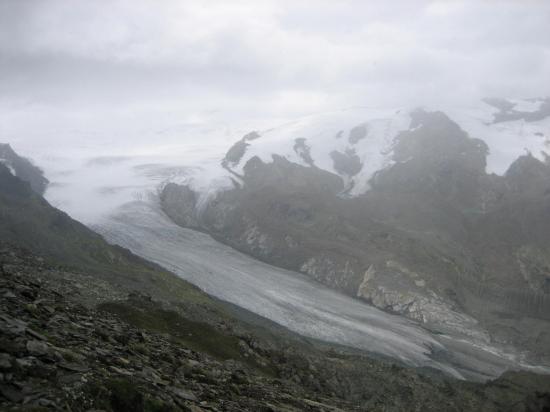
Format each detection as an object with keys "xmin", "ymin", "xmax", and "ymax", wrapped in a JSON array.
[
  {"xmin": 43, "ymin": 305, "xmax": 56, "ymax": 314},
  {"xmin": 59, "ymin": 362, "xmax": 90, "ymax": 373},
  {"xmin": 26, "ymin": 340, "xmax": 49, "ymax": 356},
  {"xmin": 109, "ymin": 366, "xmax": 133, "ymax": 377},
  {"xmin": 15, "ymin": 358, "xmax": 33, "ymax": 369},
  {"xmin": 0, "ymin": 315, "xmax": 27, "ymax": 335},
  {"xmin": 24, "ymin": 303, "xmax": 38, "ymax": 315},
  {"xmin": 57, "ymin": 373, "xmax": 83, "ymax": 385},
  {"xmin": 37, "ymin": 398, "xmax": 57, "ymax": 407},
  {"xmin": 116, "ymin": 357, "xmax": 131, "ymax": 366},
  {"xmin": 26, "ymin": 328, "xmax": 47, "ymax": 341},
  {"xmin": 28, "ymin": 363, "xmax": 55, "ymax": 379},
  {"xmin": 187, "ymin": 359, "xmax": 200, "ymax": 368},
  {"xmin": 0, "ymin": 354, "xmax": 12, "ymax": 370},
  {"xmin": 170, "ymin": 386, "xmax": 198, "ymax": 402},
  {"xmin": 0, "ymin": 384, "xmax": 23, "ymax": 403}
]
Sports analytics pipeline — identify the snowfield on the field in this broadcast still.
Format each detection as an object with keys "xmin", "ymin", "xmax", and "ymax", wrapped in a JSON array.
[{"xmin": 223, "ymin": 100, "xmax": 550, "ymax": 193}]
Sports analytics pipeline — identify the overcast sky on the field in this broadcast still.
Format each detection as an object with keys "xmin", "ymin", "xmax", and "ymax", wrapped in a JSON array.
[{"xmin": 1, "ymin": 0, "xmax": 550, "ymax": 153}]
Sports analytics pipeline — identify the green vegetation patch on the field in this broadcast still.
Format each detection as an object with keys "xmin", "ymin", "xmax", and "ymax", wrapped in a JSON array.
[
  {"xmin": 83, "ymin": 378, "xmax": 177, "ymax": 412},
  {"xmin": 99, "ymin": 301, "xmax": 243, "ymax": 361}
]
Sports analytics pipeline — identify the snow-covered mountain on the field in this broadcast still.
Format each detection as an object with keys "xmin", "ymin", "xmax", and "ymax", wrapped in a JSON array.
[
  {"xmin": 200, "ymin": 98, "xmax": 547, "ymax": 195},
  {"xmin": 159, "ymin": 98, "xmax": 550, "ymax": 215},
  {"xmin": 160, "ymin": 97, "xmax": 550, "ymax": 369}
]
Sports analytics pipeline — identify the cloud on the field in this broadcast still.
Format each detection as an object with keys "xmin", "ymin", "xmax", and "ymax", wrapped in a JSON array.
[
  {"xmin": 1, "ymin": 0, "xmax": 548, "ymax": 223},
  {"xmin": 0, "ymin": 0, "xmax": 549, "ymax": 144}
]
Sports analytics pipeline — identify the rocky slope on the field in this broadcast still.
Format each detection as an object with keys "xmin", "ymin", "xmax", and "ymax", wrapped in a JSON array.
[
  {"xmin": 3, "ymin": 245, "xmax": 550, "ymax": 411},
  {"xmin": 161, "ymin": 101, "xmax": 550, "ymax": 365},
  {"xmin": 0, "ymin": 246, "xmax": 360, "ymax": 411}
]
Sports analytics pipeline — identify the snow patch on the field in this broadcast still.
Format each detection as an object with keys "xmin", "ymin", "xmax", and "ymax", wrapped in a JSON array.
[
  {"xmin": 444, "ymin": 100, "xmax": 550, "ymax": 175},
  {"xmin": 217, "ymin": 99, "xmax": 548, "ymax": 196}
]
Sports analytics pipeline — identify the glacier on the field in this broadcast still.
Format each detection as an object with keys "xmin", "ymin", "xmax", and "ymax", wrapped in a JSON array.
[{"xmin": 94, "ymin": 198, "xmax": 548, "ymax": 381}]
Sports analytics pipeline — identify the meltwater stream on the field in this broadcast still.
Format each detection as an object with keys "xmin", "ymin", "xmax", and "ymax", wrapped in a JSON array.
[{"xmin": 93, "ymin": 200, "xmax": 540, "ymax": 381}]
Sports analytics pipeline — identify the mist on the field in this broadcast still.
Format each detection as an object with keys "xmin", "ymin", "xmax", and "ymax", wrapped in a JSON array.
[{"xmin": 1, "ymin": 0, "xmax": 550, "ymax": 221}]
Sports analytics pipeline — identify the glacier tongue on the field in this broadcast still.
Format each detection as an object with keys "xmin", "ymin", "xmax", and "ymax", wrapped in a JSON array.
[{"xmin": 94, "ymin": 199, "xmax": 546, "ymax": 381}]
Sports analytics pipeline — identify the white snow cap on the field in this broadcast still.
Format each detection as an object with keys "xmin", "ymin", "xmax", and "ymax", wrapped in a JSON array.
[{"xmin": 219, "ymin": 98, "xmax": 549, "ymax": 195}]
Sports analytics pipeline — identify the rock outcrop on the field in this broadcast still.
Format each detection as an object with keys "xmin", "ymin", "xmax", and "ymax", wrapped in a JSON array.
[{"xmin": 0, "ymin": 144, "xmax": 48, "ymax": 195}]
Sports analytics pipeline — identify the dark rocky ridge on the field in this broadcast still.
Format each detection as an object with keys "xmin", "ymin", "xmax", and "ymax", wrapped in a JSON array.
[
  {"xmin": 0, "ymin": 246, "xmax": 362, "ymax": 411},
  {"xmin": 161, "ymin": 110, "xmax": 550, "ymax": 364},
  {"xmin": 0, "ymin": 144, "xmax": 49, "ymax": 195},
  {"xmin": 348, "ymin": 124, "xmax": 368, "ymax": 144},
  {"xmin": 293, "ymin": 138, "xmax": 315, "ymax": 166},
  {"xmin": 222, "ymin": 131, "xmax": 261, "ymax": 171},
  {"xmin": 330, "ymin": 149, "xmax": 362, "ymax": 178}
]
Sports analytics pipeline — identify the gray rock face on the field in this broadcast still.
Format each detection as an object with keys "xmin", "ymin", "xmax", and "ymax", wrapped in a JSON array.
[
  {"xmin": 348, "ymin": 124, "xmax": 368, "ymax": 144},
  {"xmin": 293, "ymin": 138, "xmax": 314, "ymax": 166},
  {"xmin": 330, "ymin": 148, "xmax": 362, "ymax": 178},
  {"xmin": 161, "ymin": 110, "xmax": 550, "ymax": 363},
  {"xmin": 222, "ymin": 131, "xmax": 261, "ymax": 170},
  {"xmin": 161, "ymin": 184, "xmax": 201, "ymax": 229}
]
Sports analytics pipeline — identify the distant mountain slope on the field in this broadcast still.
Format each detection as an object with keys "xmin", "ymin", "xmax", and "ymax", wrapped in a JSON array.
[
  {"xmin": 213, "ymin": 98, "xmax": 550, "ymax": 196},
  {"xmin": 0, "ymin": 161, "xmax": 163, "ymax": 284},
  {"xmin": 163, "ymin": 98, "xmax": 550, "ymax": 212},
  {"xmin": 0, "ymin": 155, "xmax": 231, "ymax": 318},
  {"xmin": 161, "ymin": 101, "xmax": 550, "ymax": 365}
]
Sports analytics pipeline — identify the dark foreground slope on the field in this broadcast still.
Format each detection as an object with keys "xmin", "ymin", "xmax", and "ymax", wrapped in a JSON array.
[
  {"xmin": 0, "ymin": 247, "xmax": 362, "ymax": 411},
  {"xmin": 1, "ymin": 160, "xmax": 550, "ymax": 410},
  {"xmin": 3, "ymin": 245, "xmax": 550, "ymax": 412}
]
